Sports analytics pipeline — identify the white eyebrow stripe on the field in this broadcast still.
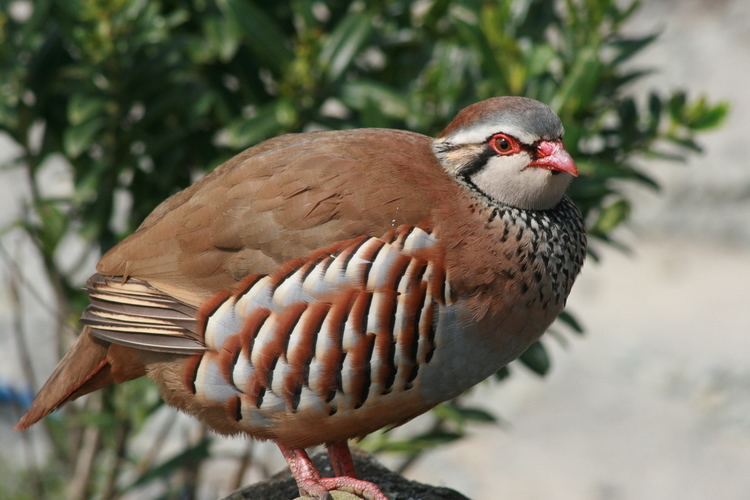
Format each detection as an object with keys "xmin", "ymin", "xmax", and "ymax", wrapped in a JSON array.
[{"xmin": 443, "ymin": 124, "xmax": 538, "ymax": 146}]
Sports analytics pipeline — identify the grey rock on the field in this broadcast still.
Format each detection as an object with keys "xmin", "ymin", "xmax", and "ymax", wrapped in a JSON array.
[{"xmin": 223, "ymin": 451, "xmax": 469, "ymax": 500}]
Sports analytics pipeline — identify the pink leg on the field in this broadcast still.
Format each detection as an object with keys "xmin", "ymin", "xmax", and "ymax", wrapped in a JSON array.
[
  {"xmin": 277, "ymin": 443, "xmax": 388, "ymax": 500},
  {"xmin": 326, "ymin": 440, "xmax": 356, "ymax": 477},
  {"xmin": 277, "ymin": 445, "xmax": 330, "ymax": 498}
]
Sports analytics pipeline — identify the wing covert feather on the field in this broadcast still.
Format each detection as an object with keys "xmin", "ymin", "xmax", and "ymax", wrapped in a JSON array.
[{"xmin": 98, "ymin": 129, "xmax": 455, "ymax": 304}]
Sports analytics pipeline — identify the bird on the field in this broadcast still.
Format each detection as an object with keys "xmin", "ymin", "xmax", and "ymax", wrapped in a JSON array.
[{"xmin": 16, "ymin": 96, "xmax": 586, "ymax": 499}]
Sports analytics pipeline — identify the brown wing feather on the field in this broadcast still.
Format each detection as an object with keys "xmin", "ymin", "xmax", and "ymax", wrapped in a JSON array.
[
  {"xmin": 96, "ymin": 129, "xmax": 455, "ymax": 304},
  {"xmin": 82, "ymin": 274, "xmax": 205, "ymax": 353}
]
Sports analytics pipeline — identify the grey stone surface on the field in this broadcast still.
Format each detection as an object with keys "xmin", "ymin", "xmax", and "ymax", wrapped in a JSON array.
[{"xmin": 224, "ymin": 451, "xmax": 468, "ymax": 500}]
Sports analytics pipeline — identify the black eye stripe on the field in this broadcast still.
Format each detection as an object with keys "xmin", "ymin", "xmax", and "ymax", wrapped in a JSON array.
[
  {"xmin": 456, "ymin": 147, "xmax": 493, "ymax": 178},
  {"xmin": 440, "ymin": 134, "xmax": 545, "ymax": 182}
]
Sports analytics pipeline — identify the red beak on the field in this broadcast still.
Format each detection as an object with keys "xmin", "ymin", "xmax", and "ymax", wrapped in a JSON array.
[{"xmin": 529, "ymin": 140, "xmax": 578, "ymax": 177}]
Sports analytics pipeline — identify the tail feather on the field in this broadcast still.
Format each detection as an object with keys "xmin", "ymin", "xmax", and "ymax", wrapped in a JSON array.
[
  {"xmin": 15, "ymin": 327, "xmax": 108, "ymax": 430},
  {"xmin": 15, "ymin": 328, "xmax": 146, "ymax": 430},
  {"xmin": 16, "ymin": 274, "xmax": 203, "ymax": 431}
]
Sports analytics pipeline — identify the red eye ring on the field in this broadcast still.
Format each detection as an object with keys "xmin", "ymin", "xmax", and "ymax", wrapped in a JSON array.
[{"xmin": 489, "ymin": 133, "xmax": 520, "ymax": 156}]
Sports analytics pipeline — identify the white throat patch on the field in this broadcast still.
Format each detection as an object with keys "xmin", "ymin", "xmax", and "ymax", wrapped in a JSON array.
[{"xmin": 468, "ymin": 155, "xmax": 573, "ymax": 210}]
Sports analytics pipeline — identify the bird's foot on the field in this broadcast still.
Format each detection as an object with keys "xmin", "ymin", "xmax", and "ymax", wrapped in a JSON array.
[
  {"xmin": 296, "ymin": 475, "xmax": 387, "ymax": 499},
  {"xmin": 278, "ymin": 443, "xmax": 387, "ymax": 499},
  {"xmin": 293, "ymin": 471, "xmax": 388, "ymax": 499},
  {"xmin": 318, "ymin": 476, "xmax": 387, "ymax": 500}
]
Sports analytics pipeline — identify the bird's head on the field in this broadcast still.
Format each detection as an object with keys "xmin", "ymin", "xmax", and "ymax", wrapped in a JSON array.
[{"xmin": 433, "ymin": 96, "xmax": 578, "ymax": 210}]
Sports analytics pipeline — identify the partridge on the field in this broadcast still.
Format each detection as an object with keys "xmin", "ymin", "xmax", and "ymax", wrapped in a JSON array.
[{"xmin": 17, "ymin": 96, "xmax": 586, "ymax": 499}]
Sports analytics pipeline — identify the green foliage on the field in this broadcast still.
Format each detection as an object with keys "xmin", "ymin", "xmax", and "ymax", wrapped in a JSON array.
[
  {"xmin": 123, "ymin": 436, "xmax": 211, "ymax": 492},
  {"xmin": 0, "ymin": 0, "xmax": 727, "ymax": 497},
  {"xmin": 360, "ymin": 400, "xmax": 497, "ymax": 456}
]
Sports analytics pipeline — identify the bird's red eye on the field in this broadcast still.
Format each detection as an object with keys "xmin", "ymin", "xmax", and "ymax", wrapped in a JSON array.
[{"xmin": 489, "ymin": 133, "xmax": 519, "ymax": 155}]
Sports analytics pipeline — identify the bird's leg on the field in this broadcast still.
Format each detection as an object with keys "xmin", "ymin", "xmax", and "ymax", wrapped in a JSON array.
[
  {"xmin": 321, "ymin": 441, "xmax": 388, "ymax": 500},
  {"xmin": 326, "ymin": 440, "xmax": 356, "ymax": 477},
  {"xmin": 278, "ymin": 443, "xmax": 388, "ymax": 500},
  {"xmin": 277, "ymin": 445, "xmax": 331, "ymax": 499}
]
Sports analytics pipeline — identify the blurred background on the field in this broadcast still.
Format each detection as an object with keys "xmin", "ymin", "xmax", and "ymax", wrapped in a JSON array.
[{"xmin": 0, "ymin": 0, "xmax": 746, "ymax": 499}]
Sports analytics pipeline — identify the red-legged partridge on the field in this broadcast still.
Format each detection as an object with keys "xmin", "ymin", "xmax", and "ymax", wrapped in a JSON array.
[{"xmin": 17, "ymin": 96, "xmax": 586, "ymax": 499}]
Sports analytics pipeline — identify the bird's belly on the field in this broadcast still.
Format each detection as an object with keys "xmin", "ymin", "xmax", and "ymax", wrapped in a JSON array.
[{"xmin": 415, "ymin": 305, "xmax": 526, "ymax": 405}]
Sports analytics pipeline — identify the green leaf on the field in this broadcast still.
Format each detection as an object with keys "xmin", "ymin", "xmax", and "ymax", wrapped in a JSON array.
[
  {"xmin": 618, "ymin": 97, "xmax": 638, "ymax": 133},
  {"xmin": 203, "ymin": 16, "xmax": 240, "ymax": 62},
  {"xmin": 341, "ymin": 81, "xmax": 408, "ymax": 119},
  {"xmin": 647, "ymin": 92, "xmax": 662, "ymax": 130},
  {"xmin": 220, "ymin": 0, "xmax": 293, "ymax": 72},
  {"xmin": 610, "ymin": 0, "xmax": 641, "ymax": 26},
  {"xmin": 643, "ymin": 148, "xmax": 687, "ymax": 162},
  {"xmin": 525, "ymin": 45, "xmax": 556, "ymax": 78},
  {"xmin": 558, "ymin": 310, "xmax": 584, "ymax": 335},
  {"xmin": 365, "ymin": 430, "xmax": 464, "ymax": 454},
  {"xmin": 592, "ymin": 198, "xmax": 631, "ymax": 234},
  {"xmin": 70, "ymin": 409, "xmax": 119, "ymax": 430},
  {"xmin": 67, "ymin": 94, "xmax": 104, "ymax": 126},
  {"xmin": 319, "ymin": 12, "xmax": 373, "ymax": 83},
  {"xmin": 123, "ymin": 438, "xmax": 211, "ymax": 491},
  {"xmin": 611, "ymin": 68, "xmax": 655, "ymax": 88},
  {"xmin": 219, "ymin": 100, "xmax": 296, "ymax": 148},
  {"xmin": 668, "ymin": 91, "xmax": 687, "ymax": 122},
  {"xmin": 609, "ymin": 33, "xmax": 659, "ymax": 65},
  {"xmin": 434, "ymin": 403, "xmax": 497, "ymax": 425},
  {"xmin": 667, "ymin": 134, "xmax": 702, "ymax": 153},
  {"xmin": 552, "ymin": 46, "xmax": 601, "ymax": 114},
  {"xmin": 290, "ymin": 0, "xmax": 319, "ymax": 32},
  {"xmin": 686, "ymin": 100, "xmax": 729, "ymax": 130},
  {"xmin": 582, "ymin": 160, "xmax": 660, "ymax": 190},
  {"xmin": 35, "ymin": 201, "xmax": 68, "ymax": 254},
  {"xmin": 113, "ymin": 378, "xmax": 163, "ymax": 427},
  {"xmin": 519, "ymin": 341, "xmax": 551, "ymax": 376},
  {"xmin": 63, "ymin": 118, "xmax": 103, "ymax": 158},
  {"xmin": 495, "ymin": 365, "xmax": 510, "ymax": 381}
]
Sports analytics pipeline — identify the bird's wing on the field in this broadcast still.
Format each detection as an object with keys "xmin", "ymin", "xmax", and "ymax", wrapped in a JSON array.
[
  {"xmin": 83, "ymin": 223, "xmax": 450, "ymax": 388},
  {"xmin": 188, "ymin": 225, "xmax": 452, "ymax": 431},
  {"xmin": 81, "ymin": 223, "xmax": 460, "ymax": 446},
  {"xmin": 97, "ymin": 129, "xmax": 457, "ymax": 306},
  {"xmin": 82, "ymin": 274, "xmax": 205, "ymax": 353}
]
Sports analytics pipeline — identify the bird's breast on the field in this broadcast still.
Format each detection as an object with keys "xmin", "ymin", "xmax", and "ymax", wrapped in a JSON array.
[{"xmin": 486, "ymin": 195, "xmax": 586, "ymax": 312}]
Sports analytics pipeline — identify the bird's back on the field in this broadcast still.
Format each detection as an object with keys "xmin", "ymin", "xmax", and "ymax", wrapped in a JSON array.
[{"xmin": 97, "ymin": 129, "xmax": 455, "ymax": 305}]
